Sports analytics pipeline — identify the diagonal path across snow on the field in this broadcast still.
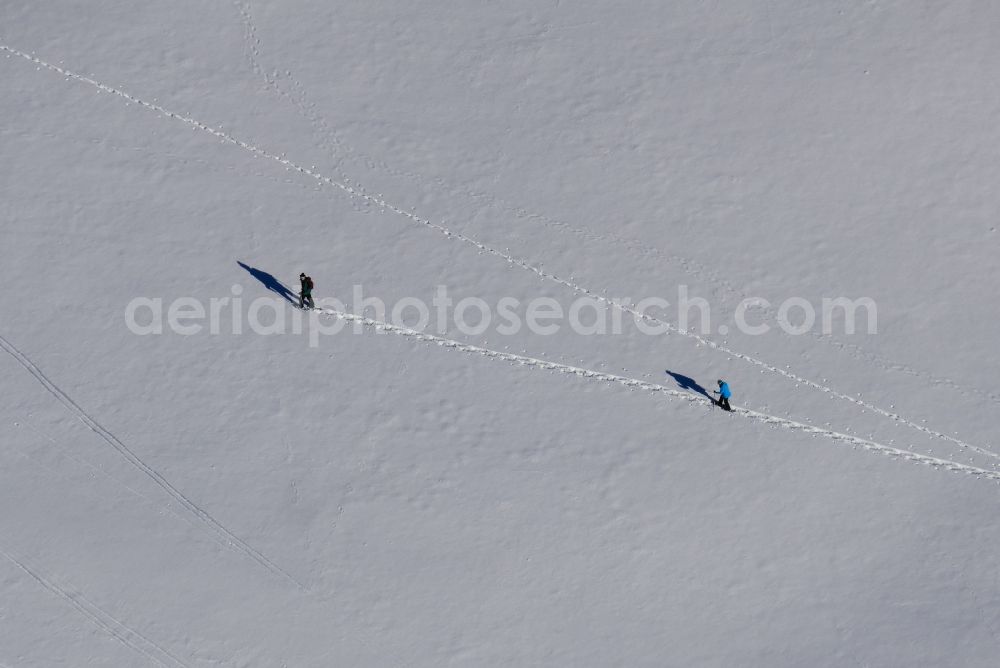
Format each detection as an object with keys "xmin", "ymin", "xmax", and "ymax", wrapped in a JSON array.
[
  {"xmin": 229, "ymin": 0, "xmax": 1000, "ymax": 410},
  {"xmin": 1, "ymin": 41, "xmax": 994, "ymax": 467},
  {"xmin": 0, "ymin": 548, "xmax": 190, "ymax": 667},
  {"xmin": 313, "ymin": 306, "xmax": 1000, "ymax": 483},
  {"xmin": 0, "ymin": 332, "xmax": 303, "ymax": 589}
]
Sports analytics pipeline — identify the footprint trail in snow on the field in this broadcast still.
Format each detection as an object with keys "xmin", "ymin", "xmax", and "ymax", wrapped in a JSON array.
[{"xmin": 1, "ymin": 41, "xmax": 994, "ymax": 466}]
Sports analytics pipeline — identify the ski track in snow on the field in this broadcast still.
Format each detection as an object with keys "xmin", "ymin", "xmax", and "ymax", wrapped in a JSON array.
[
  {"xmin": 1, "ymin": 41, "xmax": 996, "ymax": 466},
  {"xmin": 11, "ymin": 417, "xmax": 164, "ymax": 507},
  {"xmin": 0, "ymin": 548, "xmax": 189, "ymax": 668},
  {"xmin": 316, "ymin": 307, "xmax": 1000, "ymax": 483},
  {"xmin": 0, "ymin": 332, "xmax": 303, "ymax": 589},
  {"xmin": 230, "ymin": 2, "xmax": 1000, "ymax": 409}
]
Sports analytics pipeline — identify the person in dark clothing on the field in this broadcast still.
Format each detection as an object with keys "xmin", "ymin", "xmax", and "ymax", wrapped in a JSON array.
[
  {"xmin": 715, "ymin": 379, "xmax": 732, "ymax": 411},
  {"xmin": 299, "ymin": 273, "xmax": 314, "ymax": 309}
]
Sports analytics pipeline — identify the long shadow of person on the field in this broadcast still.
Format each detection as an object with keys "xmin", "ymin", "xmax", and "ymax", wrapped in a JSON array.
[
  {"xmin": 664, "ymin": 370, "xmax": 711, "ymax": 399},
  {"xmin": 237, "ymin": 261, "xmax": 297, "ymax": 304}
]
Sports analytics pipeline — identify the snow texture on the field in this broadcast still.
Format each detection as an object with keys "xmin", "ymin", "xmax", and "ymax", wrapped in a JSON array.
[{"xmin": 2, "ymin": 1, "xmax": 999, "ymax": 666}]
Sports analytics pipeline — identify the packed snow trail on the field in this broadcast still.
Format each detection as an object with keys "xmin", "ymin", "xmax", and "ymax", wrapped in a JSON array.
[
  {"xmin": 2, "ymin": 42, "xmax": 994, "ymax": 465},
  {"xmin": 312, "ymin": 307, "xmax": 1000, "ymax": 483},
  {"xmin": 0, "ymin": 548, "xmax": 189, "ymax": 668},
  {"xmin": 0, "ymin": 332, "xmax": 303, "ymax": 589}
]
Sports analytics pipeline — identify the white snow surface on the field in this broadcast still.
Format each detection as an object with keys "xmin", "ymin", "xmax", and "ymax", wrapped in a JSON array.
[{"xmin": 2, "ymin": 1, "xmax": 1000, "ymax": 666}]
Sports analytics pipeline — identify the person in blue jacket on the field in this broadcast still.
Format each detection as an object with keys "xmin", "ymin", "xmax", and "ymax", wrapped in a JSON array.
[{"xmin": 715, "ymin": 380, "xmax": 732, "ymax": 411}]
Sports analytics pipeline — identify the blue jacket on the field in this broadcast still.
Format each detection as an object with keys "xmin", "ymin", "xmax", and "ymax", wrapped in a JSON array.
[{"xmin": 719, "ymin": 382, "xmax": 732, "ymax": 399}]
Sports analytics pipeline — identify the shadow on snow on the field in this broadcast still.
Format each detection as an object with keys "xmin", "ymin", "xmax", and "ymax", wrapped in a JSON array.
[
  {"xmin": 237, "ymin": 261, "xmax": 297, "ymax": 304},
  {"xmin": 664, "ymin": 370, "xmax": 711, "ymax": 399}
]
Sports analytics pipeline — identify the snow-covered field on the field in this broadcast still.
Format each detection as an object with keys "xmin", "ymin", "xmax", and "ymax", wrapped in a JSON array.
[{"xmin": 2, "ymin": 1, "xmax": 999, "ymax": 665}]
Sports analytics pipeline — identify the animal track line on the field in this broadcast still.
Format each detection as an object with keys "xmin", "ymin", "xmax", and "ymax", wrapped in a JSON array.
[
  {"xmin": 0, "ymin": 332, "xmax": 302, "ymax": 589},
  {"xmin": 2, "ymin": 41, "xmax": 994, "ymax": 465},
  {"xmin": 0, "ymin": 548, "xmax": 189, "ymax": 667},
  {"xmin": 312, "ymin": 306, "xmax": 1000, "ymax": 482}
]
